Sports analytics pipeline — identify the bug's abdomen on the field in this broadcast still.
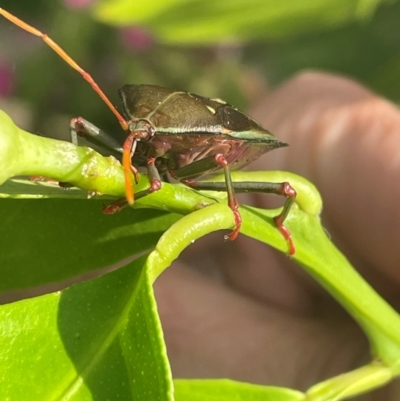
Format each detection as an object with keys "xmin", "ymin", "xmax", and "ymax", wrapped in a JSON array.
[{"xmin": 145, "ymin": 134, "xmax": 282, "ymax": 179}]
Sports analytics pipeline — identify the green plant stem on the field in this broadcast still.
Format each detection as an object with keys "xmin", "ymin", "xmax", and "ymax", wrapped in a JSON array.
[
  {"xmin": 145, "ymin": 203, "xmax": 234, "ymax": 281},
  {"xmin": 0, "ymin": 111, "xmax": 127, "ymax": 196},
  {"xmin": 306, "ymin": 361, "xmax": 393, "ymax": 401}
]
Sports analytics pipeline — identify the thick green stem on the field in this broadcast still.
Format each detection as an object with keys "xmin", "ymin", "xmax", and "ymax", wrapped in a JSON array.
[
  {"xmin": 146, "ymin": 203, "xmax": 234, "ymax": 281},
  {"xmin": 306, "ymin": 362, "xmax": 393, "ymax": 401},
  {"xmin": 0, "ymin": 110, "xmax": 127, "ymax": 196}
]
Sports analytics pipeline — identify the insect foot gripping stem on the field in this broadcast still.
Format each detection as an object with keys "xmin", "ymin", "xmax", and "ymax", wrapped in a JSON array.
[
  {"xmin": 224, "ymin": 196, "xmax": 242, "ymax": 242},
  {"xmin": 146, "ymin": 158, "xmax": 162, "ymax": 193},
  {"xmin": 273, "ymin": 182, "xmax": 297, "ymax": 256},
  {"xmin": 103, "ymin": 198, "xmax": 129, "ymax": 215},
  {"xmin": 214, "ymin": 154, "xmax": 242, "ymax": 241}
]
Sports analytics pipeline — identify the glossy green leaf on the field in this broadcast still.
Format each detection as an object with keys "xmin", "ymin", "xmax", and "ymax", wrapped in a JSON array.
[
  {"xmin": 0, "ymin": 198, "xmax": 179, "ymax": 294},
  {"xmin": 93, "ymin": 0, "xmax": 387, "ymax": 44},
  {"xmin": 174, "ymin": 379, "xmax": 304, "ymax": 401},
  {"xmin": 0, "ymin": 255, "xmax": 173, "ymax": 401}
]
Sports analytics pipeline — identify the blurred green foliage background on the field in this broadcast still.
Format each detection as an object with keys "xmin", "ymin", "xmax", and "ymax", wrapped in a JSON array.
[{"xmin": 0, "ymin": 0, "xmax": 400, "ymax": 143}]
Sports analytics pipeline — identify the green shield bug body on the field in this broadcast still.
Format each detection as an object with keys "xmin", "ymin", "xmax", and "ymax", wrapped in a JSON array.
[{"xmin": 0, "ymin": 8, "xmax": 297, "ymax": 255}]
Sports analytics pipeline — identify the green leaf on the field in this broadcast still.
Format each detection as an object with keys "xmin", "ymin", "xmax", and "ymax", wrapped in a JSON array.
[
  {"xmin": 0, "ymin": 255, "xmax": 173, "ymax": 401},
  {"xmin": 93, "ymin": 0, "xmax": 388, "ymax": 44},
  {"xmin": 174, "ymin": 379, "xmax": 304, "ymax": 401},
  {"xmin": 0, "ymin": 198, "xmax": 179, "ymax": 293}
]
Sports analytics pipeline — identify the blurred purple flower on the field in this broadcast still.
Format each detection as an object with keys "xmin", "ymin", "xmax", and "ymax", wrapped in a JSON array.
[
  {"xmin": 119, "ymin": 26, "xmax": 154, "ymax": 51},
  {"xmin": 0, "ymin": 61, "xmax": 14, "ymax": 98},
  {"xmin": 63, "ymin": 0, "xmax": 94, "ymax": 9}
]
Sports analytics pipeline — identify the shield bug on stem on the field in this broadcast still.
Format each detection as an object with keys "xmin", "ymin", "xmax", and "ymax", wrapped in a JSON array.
[{"xmin": 0, "ymin": 8, "xmax": 297, "ymax": 255}]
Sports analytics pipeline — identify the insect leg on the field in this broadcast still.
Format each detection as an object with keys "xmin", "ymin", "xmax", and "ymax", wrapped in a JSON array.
[
  {"xmin": 102, "ymin": 198, "xmax": 129, "ymax": 214},
  {"xmin": 189, "ymin": 180, "xmax": 296, "ymax": 255},
  {"xmin": 103, "ymin": 157, "xmax": 162, "ymax": 214},
  {"xmin": 146, "ymin": 158, "xmax": 162, "ymax": 193},
  {"xmin": 174, "ymin": 154, "xmax": 242, "ymax": 241},
  {"xmin": 70, "ymin": 117, "xmax": 123, "ymax": 154},
  {"xmin": 214, "ymin": 154, "xmax": 241, "ymax": 241},
  {"xmin": 0, "ymin": 9, "xmax": 128, "ymax": 130}
]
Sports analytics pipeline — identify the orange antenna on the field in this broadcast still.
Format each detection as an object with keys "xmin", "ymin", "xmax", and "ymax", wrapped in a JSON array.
[{"xmin": 0, "ymin": 8, "xmax": 129, "ymax": 132}]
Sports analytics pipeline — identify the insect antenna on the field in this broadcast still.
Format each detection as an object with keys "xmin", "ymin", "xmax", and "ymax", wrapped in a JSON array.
[{"xmin": 0, "ymin": 8, "xmax": 128, "ymax": 131}]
